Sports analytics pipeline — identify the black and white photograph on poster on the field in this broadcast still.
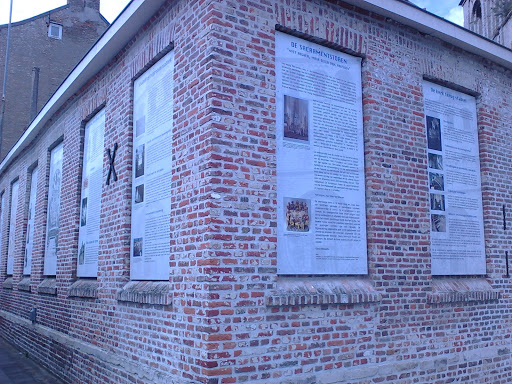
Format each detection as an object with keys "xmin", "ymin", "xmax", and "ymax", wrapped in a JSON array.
[
  {"xmin": 135, "ymin": 144, "xmax": 145, "ymax": 178},
  {"xmin": 430, "ymin": 193, "xmax": 445, "ymax": 211},
  {"xmin": 47, "ymin": 235, "xmax": 57, "ymax": 261},
  {"xmin": 78, "ymin": 242, "xmax": 85, "ymax": 265},
  {"xmin": 284, "ymin": 198, "xmax": 311, "ymax": 232},
  {"xmin": 426, "ymin": 116, "xmax": 442, "ymax": 151},
  {"xmin": 431, "ymin": 214, "xmax": 446, "ymax": 232},
  {"xmin": 80, "ymin": 197, "xmax": 87, "ymax": 227},
  {"xmin": 25, "ymin": 224, "xmax": 30, "ymax": 247},
  {"xmin": 136, "ymin": 116, "xmax": 146, "ymax": 137},
  {"xmin": 133, "ymin": 237, "xmax": 143, "ymax": 257},
  {"xmin": 284, "ymin": 95, "xmax": 309, "ymax": 142},
  {"xmin": 134, "ymin": 184, "xmax": 144, "ymax": 204},
  {"xmin": 428, "ymin": 153, "xmax": 443, "ymax": 170},
  {"xmin": 429, "ymin": 172, "xmax": 444, "ymax": 191}
]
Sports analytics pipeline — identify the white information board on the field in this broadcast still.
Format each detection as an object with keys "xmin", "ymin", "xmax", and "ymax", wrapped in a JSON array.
[
  {"xmin": 44, "ymin": 143, "xmax": 63, "ymax": 276},
  {"xmin": 6, "ymin": 180, "xmax": 19, "ymax": 275},
  {"xmin": 23, "ymin": 168, "xmax": 38, "ymax": 275},
  {"xmin": 77, "ymin": 109, "xmax": 105, "ymax": 277},
  {"xmin": 131, "ymin": 50, "xmax": 174, "ymax": 280},
  {"xmin": 276, "ymin": 32, "xmax": 367, "ymax": 275},
  {"xmin": 423, "ymin": 81, "xmax": 485, "ymax": 275}
]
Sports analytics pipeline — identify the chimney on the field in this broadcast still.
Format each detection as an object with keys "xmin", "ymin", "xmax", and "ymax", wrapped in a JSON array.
[
  {"xmin": 84, "ymin": 0, "xmax": 100, "ymax": 11},
  {"xmin": 67, "ymin": 0, "xmax": 100, "ymax": 11}
]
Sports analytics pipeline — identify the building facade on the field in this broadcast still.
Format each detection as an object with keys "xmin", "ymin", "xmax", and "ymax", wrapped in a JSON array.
[
  {"xmin": 0, "ymin": 0, "xmax": 108, "ymax": 159},
  {"xmin": 460, "ymin": 0, "xmax": 512, "ymax": 47},
  {"xmin": 0, "ymin": 0, "xmax": 511, "ymax": 383}
]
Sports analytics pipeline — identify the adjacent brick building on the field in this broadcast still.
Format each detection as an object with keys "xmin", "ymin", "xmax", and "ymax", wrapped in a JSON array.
[
  {"xmin": 0, "ymin": 0, "xmax": 108, "ymax": 159},
  {"xmin": 461, "ymin": 0, "xmax": 512, "ymax": 47},
  {"xmin": 0, "ymin": 0, "xmax": 511, "ymax": 383}
]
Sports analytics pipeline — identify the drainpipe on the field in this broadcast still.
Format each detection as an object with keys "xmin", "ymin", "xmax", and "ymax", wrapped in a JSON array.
[{"xmin": 30, "ymin": 67, "xmax": 40, "ymax": 121}]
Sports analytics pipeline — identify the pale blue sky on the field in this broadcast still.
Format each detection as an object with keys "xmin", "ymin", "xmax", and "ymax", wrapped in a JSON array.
[
  {"xmin": 0, "ymin": 0, "xmax": 463, "ymax": 26},
  {"xmin": 0, "ymin": 0, "xmax": 130, "ymax": 24},
  {"xmin": 409, "ymin": 0, "xmax": 464, "ymax": 25}
]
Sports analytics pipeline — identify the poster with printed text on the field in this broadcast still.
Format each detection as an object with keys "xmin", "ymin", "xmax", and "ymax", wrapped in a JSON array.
[
  {"xmin": 7, "ymin": 180, "xmax": 19, "ymax": 275},
  {"xmin": 423, "ymin": 81, "xmax": 485, "ymax": 275},
  {"xmin": 44, "ymin": 143, "xmax": 63, "ymax": 276},
  {"xmin": 77, "ymin": 109, "xmax": 105, "ymax": 277},
  {"xmin": 131, "ymin": 50, "xmax": 174, "ymax": 280},
  {"xmin": 23, "ymin": 168, "xmax": 38, "ymax": 275},
  {"xmin": 276, "ymin": 32, "xmax": 368, "ymax": 275}
]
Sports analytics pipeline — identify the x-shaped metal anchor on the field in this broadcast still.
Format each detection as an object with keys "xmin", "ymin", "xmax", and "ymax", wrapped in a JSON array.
[{"xmin": 106, "ymin": 143, "xmax": 118, "ymax": 185}]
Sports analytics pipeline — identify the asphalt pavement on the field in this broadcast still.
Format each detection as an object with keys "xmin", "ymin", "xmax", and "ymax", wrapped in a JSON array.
[{"xmin": 0, "ymin": 336, "xmax": 64, "ymax": 384}]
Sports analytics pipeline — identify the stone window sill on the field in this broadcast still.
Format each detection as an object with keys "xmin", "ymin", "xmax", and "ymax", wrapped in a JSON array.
[
  {"xmin": 37, "ymin": 277, "xmax": 57, "ymax": 295},
  {"xmin": 68, "ymin": 279, "xmax": 98, "ymax": 298},
  {"xmin": 2, "ymin": 277, "xmax": 13, "ymax": 290},
  {"xmin": 267, "ymin": 277, "xmax": 381, "ymax": 306},
  {"xmin": 428, "ymin": 278, "xmax": 500, "ymax": 304},
  {"xmin": 18, "ymin": 277, "xmax": 31, "ymax": 292},
  {"xmin": 117, "ymin": 281, "xmax": 172, "ymax": 306}
]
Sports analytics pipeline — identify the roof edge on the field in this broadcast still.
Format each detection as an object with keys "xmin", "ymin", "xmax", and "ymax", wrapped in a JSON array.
[
  {"xmin": 2, "ymin": 0, "xmax": 512, "ymax": 174},
  {"xmin": 346, "ymin": 0, "xmax": 512, "ymax": 68},
  {"xmin": 0, "ymin": 5, "xmax": 69, "ymax": 29},
  {"xmin": 0, "ymin": 0, "xmax": 167, "ymax": 174}
]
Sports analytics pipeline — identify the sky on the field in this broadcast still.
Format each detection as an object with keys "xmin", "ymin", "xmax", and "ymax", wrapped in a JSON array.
[
  {"xmin": 409, "ymin": 0, "xmax": 464, "ymax": 25},
  {"xmin": 0, "ymin": 0, "xmax": 131, "ymax": 24},
  {"xmin": 0, "ymin": 0, "xmax": 463, "ymax": 26}
]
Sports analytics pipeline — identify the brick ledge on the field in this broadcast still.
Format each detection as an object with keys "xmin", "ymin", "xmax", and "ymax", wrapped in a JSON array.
[
  {"xmin": 68, "ymin": 279, "xmax": 98, "ymax": 298},
  {"xmin": 18, "ymin": 277, "xmax": 31, "ymax": 292},
  {"xmin": 267, "ymin": 277, "xmax": 381, "ymax": 306},
  {"xmin": 2, "ymin": 277, "xmax": 13, "ymax": 290},
  {"xmin": 37, "ymin": 278, "xmax": 57, "ymax": 295},
  {"xmin": 428, "ymin": 278, "xmax": 500, "ymax": 304},
  {"xmin": 117, "ymin": 281, "xmax": 172, "ymax": 306}
]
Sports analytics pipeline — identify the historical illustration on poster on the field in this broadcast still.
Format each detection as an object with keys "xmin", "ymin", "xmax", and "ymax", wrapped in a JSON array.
[
  {"xmin": 6, "ymin": 180, "xmax": 19, "ymax": 275},
  {"xmin": 423, "ymin": 81, "xmax": 485, "ymax": 275},
  {"xmin": 23, "ymin": 168, "xmax": 38, "ymax": 275},
  {"xmin": 276, "ymin": 32, "xmax": 368, "ymax": 275},
  {"xmin": 44, "ymin": 143, "xmax": 63, "ymax": 276},
  {"xmin": 130, "ymin": 50, "xmax": 174, "ymax": 280},
  {"xmin": 77, "ymin": 109, "xmax": 105, "ymax": 277}
]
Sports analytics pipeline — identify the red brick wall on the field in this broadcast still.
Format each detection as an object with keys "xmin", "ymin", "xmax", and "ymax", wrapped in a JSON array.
[{"xmin": 0, "ymin": 0, "xmax": 511, "ymax": 383}]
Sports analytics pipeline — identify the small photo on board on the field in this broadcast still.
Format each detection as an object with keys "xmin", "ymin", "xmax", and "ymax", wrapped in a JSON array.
[
  {"xmin": 134, "ymin": 184, "xmax": 144, "ymax": 204},
  {"xmin": 426, "ymin": 116, "xmax": 442, "ymax": 151},
  {"xmin": 430, "ymin": 193, "xmax": 445, "ymax": 211},
  {"xmin": 136, "ymin": 116, "xmax": 146, "ymax": 137},
  {"xmin": 283, "ymin": 95, "xmax": 309, "ymax": 142},
  {"xmin": 428, "ymin": 153, "xmax": 443, "ymax": 170},
  {"xmin": 78, "ymin": 242, "xmax": 85, "ymax": 265},
  {"xmin": 429, "ymin": 172, "xmax": 444, "ymax": 191},
  {"xmin": 25, "ymin": 224, "xmax": 31, "ymax": 245},
  {"xmin": 47, "ymin": 236, "xmax": 57, "ymax": 259},
  {"xmin": 431, "ymin": 214, "xmax": 446, "ymax": 232},
  {"xmin": 135, "ymin": 144, "xmax": 145, "ymax": 178},
  {"xmin": 284, "ymin": 197, "xmax": 311, "ymax": 232},
  {"xmin": 80, "ymin": 197, "xmax": 87, "ymax": 227},
  {"xmin": 133, "ymin": 237, "xmax": 143, "ymax": 258}
]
